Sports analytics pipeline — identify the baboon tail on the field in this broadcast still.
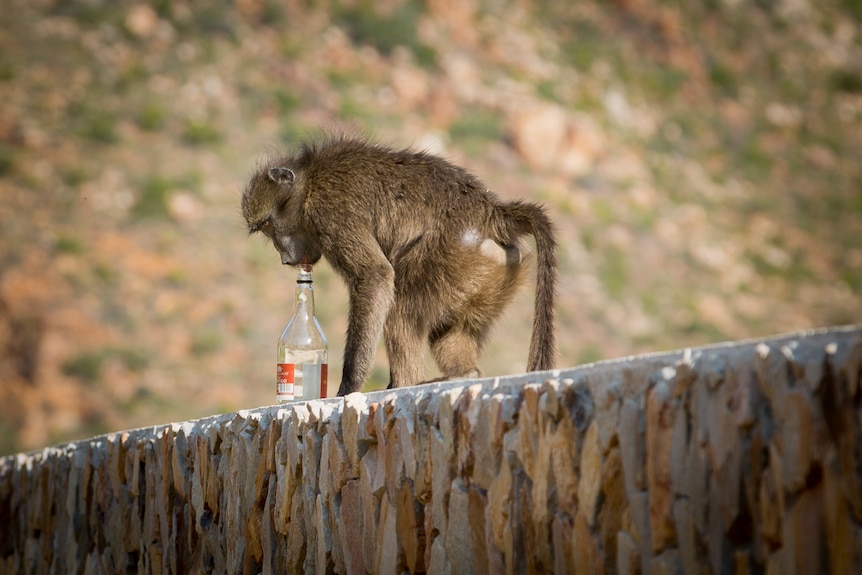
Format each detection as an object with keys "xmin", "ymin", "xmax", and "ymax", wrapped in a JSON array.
[{"xmin": 492, "ymin": 201, "xmax": 557, "ymax": 372}]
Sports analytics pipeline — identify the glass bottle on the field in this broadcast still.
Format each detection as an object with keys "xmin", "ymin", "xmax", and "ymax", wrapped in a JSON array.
[{"xmin": 276, "ymin": 264, "xmax": 328, "ymax": 402}]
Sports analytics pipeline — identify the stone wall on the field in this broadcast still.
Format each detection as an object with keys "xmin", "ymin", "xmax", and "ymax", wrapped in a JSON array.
[{"xmin": 1, "ymin": 326, "xmax": 860, "ymax": 574}]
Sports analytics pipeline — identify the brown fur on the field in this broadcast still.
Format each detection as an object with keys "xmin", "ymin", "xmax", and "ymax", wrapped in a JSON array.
[{"xmin": 242, "ymin": 135, "xmax": 557, "ymax": 395}]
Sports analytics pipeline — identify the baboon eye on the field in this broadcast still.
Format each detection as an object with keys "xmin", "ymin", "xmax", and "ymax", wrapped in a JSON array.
[{"xmin": 252, "ymin": 219, "xmax": 274, "ymax": 234}]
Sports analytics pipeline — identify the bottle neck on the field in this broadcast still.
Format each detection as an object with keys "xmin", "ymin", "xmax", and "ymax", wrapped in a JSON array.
[{"xmin": 293, "ymin": 266, "xmax": 315, "ymax": 315}]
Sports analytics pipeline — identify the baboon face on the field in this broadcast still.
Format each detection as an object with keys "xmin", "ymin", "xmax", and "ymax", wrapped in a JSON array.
[{"xmin": 242, "ymin": 166, "xmax": 322, "ymax": 266}]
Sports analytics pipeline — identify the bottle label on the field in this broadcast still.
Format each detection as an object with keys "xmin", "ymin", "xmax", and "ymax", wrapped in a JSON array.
[
  {"xmin": 320, "ymin": 363, "xmax": 328, "ymax": 398},
  {"xmin": 276, "ymin": 363, "xmax": 295, "ymax": 401}
]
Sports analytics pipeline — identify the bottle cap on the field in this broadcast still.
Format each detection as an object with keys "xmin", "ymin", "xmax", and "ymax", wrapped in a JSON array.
[{"xmin": 296, "ymin": 263, "xmax": 313, "ymax": 284}]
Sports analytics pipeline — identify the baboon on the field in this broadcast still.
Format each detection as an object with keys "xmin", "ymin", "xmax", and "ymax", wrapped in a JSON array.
[{"xmin": 242, "ymin": 135, "xmax": 557, "ymax": 396}]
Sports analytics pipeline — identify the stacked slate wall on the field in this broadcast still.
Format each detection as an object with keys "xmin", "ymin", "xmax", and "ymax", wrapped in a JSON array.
[{"xmin": 1, "ymin": 326, "xmax": 860, "ymax": 574}]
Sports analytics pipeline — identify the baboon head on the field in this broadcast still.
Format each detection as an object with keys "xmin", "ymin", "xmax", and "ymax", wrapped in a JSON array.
[{"xmin": 242, "ymin": 163, "xmax": 322, "ymax": 266}]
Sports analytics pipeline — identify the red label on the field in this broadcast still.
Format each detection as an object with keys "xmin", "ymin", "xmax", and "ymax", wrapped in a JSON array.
[
  {"xmin": 278, "ymin": 363, "xmax": 329, "ymax": 399},
  {"xmin": 321, "ymin": 364, "xmax": 328, "ymax": 398},
  {"xmin": 277, "ymin": 363, "xmax": 295, "ymax": 400},
  {"xmin": 277, "ymin": 363, "xmax": 295, "ymax": 383}
]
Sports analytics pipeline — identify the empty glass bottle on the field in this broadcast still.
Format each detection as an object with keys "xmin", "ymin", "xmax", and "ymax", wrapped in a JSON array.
[{"xmin": 276, "ymin": 264, "xmax": 328, "ymax": 402}]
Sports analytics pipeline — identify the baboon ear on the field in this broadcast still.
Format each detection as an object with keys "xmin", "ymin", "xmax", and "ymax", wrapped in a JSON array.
[{"xmin": 268, "ymin": 167, "xmax": 296, "ymax": 185}]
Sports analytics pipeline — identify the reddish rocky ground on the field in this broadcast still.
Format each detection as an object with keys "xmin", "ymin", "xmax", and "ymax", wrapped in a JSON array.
[{"xmin": 1, "ymin": 0, "xmax": 860, "ymax": 454}]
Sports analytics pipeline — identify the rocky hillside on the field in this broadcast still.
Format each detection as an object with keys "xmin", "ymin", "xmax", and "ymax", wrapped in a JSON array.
[{"xmin": 1, "ymin": 0, "xmax": 860, "ymax": 455}]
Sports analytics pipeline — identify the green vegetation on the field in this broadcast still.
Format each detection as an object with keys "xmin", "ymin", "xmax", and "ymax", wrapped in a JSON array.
[
  {"xmin": 333, "ymin": 0, "xmax": 437, "ymax": 66},
  {"xmin": 182, "ymin": 117, "xmax": 222, "ymax": 146},
  {"xmin": 136, "ymin": 101, "xmax": 168, "ymax": 132},
  {"xmin": 598, "ymin": 247, "xmax": 628, "ymax": 300},
  {"xmin": 54, "ymin": 235, "xmax": 84, "ymax": 255},
  {"xmin": 51, "ymin": 1, "xmax": 122, "ymax": 27},
  {"xmin": 129, "ymin": 170, "xmax": 202, "ymax": 221},
  {"xmin": 831, "ymin": 68, "xmax": 862, "ymax": 93},
  {"xmin": 62, "ymin": 351, "xmax": 105, "ymax": 383},
  {"xmin": 449, "ymin": 109, "xmax": 505, "ymax": 154},
  {"xmin": 553, "ymin": 17, "xmax": 608, "ymax": 72},
  {"xmin": 60, "ymin": 165, "xmax": 89, "ymax": 187},
  {"xmin": 273, "ymin": 89, "xmax": 301, "ymax": 115},
  {"xmin": 0, "ymin": 144, "xmax": 14, "ymax": 176},
  {"xmin": 132, "ymin": 176, "xmax": 173, "ymax": 220},
  {"xmin": 707, "ymin": 57, "xmax": 739, "ymax": 97},
  {"xmin": 0, "ymin": 59, "xmax": 14, "ymax": 81},
  {"xmin": 191, "ymin": 330, "xmax": 223, "ymax": 356},
  {"xmin": 62, "ymin": 346, "xmax": 151, "ymax": 383},
  {"xmin": 76, "ymin": 106, "xmax": 120, "ymax": 144}
]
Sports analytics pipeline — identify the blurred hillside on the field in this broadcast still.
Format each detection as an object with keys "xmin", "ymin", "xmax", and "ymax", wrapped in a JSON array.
[{"xmin": 1, "ymin": 0, "xmax": 860, "ymax": 455}]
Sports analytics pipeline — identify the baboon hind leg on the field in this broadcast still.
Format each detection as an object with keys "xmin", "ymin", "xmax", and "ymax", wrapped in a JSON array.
[
  {"xmin": 429, "ymin": 328, "xmax": 482, "ymax": 381},
  {"xmin": 384, "ymin": 307, "xmax": 426, "ymax": 388},
  {"xmin": 426, "ymin": 250, "xmax": 523, "ymax": 383}
]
